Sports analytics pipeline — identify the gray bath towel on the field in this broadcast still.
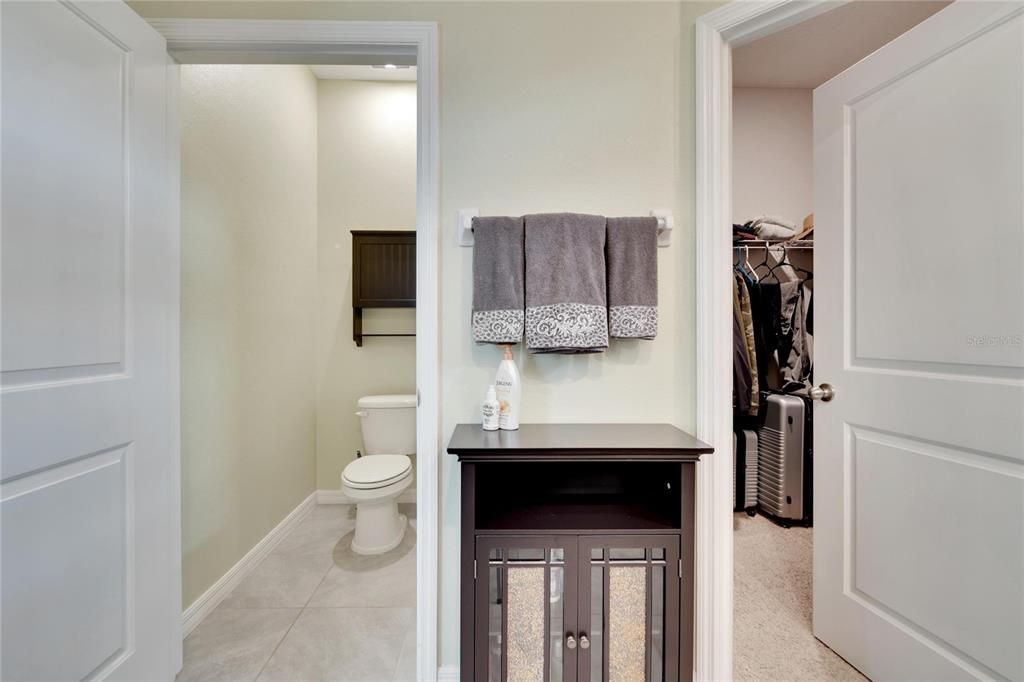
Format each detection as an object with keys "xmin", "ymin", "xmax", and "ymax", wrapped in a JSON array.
[
  {"xmin": 524, "ymin": 213, "xmax": 608, "ymax": 353},
  {"xmin": 606, "ymin": 217, "xmax": 658, "ymax": 339},
  {"xmin": 472, "ymin": 216, "xmax": 524, "ymax": 343}
]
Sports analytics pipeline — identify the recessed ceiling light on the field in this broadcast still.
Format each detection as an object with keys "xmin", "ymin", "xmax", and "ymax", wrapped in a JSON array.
[{"xmin": 372, "ymin": 64, "xmax": 410, "ymax": 70}]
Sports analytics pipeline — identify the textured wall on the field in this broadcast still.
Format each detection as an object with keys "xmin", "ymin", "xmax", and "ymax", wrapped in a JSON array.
[
  {"xmin": 316, "ymin": 79, "xmax": 417, "ymax": 489},
  {"xmin": 732, "ymin": 87, "xmax": 814, "ymax": 226},
  {"xmin": 179, "ymin": 65, "xmax": 318, "ymax": 608}
]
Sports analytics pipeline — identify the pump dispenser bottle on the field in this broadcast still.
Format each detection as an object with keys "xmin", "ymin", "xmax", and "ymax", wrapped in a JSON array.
[
  {"xmin": 481, "ymin": 385, "xmax": 500, "ymax": 431},
  {"xmin": 494, "ymin": 345, "xmax": 521, "ymax": 430}
]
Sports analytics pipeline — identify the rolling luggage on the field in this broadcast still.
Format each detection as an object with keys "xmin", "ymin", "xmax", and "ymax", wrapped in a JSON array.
[
  {"xmin": 757, "ymin": 393, "xmax": 812, "ymax": 527},
  {"xmin": 734, "ymin": 429, "xmax": 758, "ymax": 515}
]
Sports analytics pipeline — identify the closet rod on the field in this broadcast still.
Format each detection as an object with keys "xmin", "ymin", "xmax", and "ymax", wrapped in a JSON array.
[{"xmin": 733, "ymin": 240, "xmax": 813, "ymax": 250}]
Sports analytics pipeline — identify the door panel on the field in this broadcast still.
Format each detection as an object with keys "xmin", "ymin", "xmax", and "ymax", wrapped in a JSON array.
[
  {"xmin": 1, "ymin": 1, "xmax": 179, "ymax": 680},
  {"xmin": 813, "ymin": 2, "xmax": 1024, "ymax": 680},
  {"xmin": 1, "ymin": 448, "xmax": 130, "ymax": 681},
  {"xmin": 1, "ymin": 0, "xmax": 128, "ymax": 374},
  {"xmin": 851, "ymin": 428, "xmax": 1023, "ymax": 679},
  {"xmin": 579, "ymin": 537, "xmax": 680, "ymax": 682},
  {"xmin": 476, "ymin": 537, "xmax": 579, "ymax": 682},
  {"xmin": 848, "ymin": 12, "xmax": 1023, "ymax": 374}
]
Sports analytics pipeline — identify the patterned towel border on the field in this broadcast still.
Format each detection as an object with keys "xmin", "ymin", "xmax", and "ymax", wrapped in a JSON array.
[
  {"xmin": 473, "ymin": 309, "xmax": 524, "ymax": 343},
  {"xmin": 609, "ymin": 305, "xmax": 658, "ymax": 339},
  {"xmin": 526, "ymin": 302, "xmax": 608, "ymax": 351}
]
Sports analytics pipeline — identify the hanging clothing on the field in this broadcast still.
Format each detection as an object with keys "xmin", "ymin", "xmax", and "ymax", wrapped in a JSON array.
[
  {"xmin": 752, "ymin": 280, "xmax": 782, "ymax": 388},
  {"xmin": 732, "ymin": 278, "xmax": 752, "ymax": 414},
  {"xmin": 781, "ymin": 282, "xmax": 813, "ymax": 391},
  {"xmin": 734, "ymin": 273, "xmax": 759, "ymax": 415},
  {"xmin": 738, "ymin": 275, "xmax": 814, "ymax": 398}
]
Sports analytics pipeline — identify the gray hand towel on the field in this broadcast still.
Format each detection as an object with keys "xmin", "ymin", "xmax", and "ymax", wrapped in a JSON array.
[
  {"xmin": 524, "ymin": 213, "xmax": 608, "ymax": 353},
  {"xmin": 606, "ymin": 216, "xmax": 658, "ymax": 339},
  {"xmin": 472, "ymin": 216, "xmax": 524, "ymax": 343}
]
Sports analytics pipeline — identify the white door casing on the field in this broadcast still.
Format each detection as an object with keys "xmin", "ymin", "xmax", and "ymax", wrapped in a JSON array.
[
  {"xmin": 813, "ymin": 3, "xmax": 1024, "ymax": 680},
  {"xmin": 1, "ymin": 1, "xmax": 180, "ymax": 680}
]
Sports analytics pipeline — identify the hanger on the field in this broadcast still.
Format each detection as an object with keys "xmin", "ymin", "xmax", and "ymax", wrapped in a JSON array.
[
  {"xmin": 753, "ymin": 242, "xmax": 774, "ymax": 279},
  {"xmin": 764, "ymin": 244, "xmax": 791, "ymax": 280},
  {"xmin": 764, "ymin": 244, "xmax": 812, "ymax": 282},
  {"xmin": 733, "ymin": 245, "xmax": 760, "ymax": 283},
  {"xmin": 755, "ymin": 243, "xmax": 779, "ymax": 281},
  {"xmin": 746, "ymin": 246, "xmax": 760, "ymax": 282}
]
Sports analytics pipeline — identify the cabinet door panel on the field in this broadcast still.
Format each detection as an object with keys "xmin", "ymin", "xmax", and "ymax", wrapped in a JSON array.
[
  {"xmin": 476, "ymin": 536, "xmax": 578, "ymax": 682},
  {"xmin": 579, "ymin": 537, "xmax": 680, "ymax": 682}
]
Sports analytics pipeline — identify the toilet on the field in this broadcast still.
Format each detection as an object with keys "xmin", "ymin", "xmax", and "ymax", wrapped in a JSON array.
[{"xmin": 342, "ymin": 394, "xmax": 416, "ymax": 555}]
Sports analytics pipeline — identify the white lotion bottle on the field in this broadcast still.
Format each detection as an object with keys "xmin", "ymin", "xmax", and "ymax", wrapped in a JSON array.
[
  {"xmin": 494, "ymin": 344, "xmax": 521, "ymax": 430},
  {"xmin": 481, "ymin": 385, "xmax": 500, "ymax": 431}
]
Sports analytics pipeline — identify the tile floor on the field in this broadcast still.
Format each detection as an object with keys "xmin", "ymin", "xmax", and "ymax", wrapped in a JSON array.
[
  {"xmin": 733, "ymin": 512, "xmax": 867, "ymax": 681},
  {"xmin": 178, "ymin": 504, "xmax": 416, "ymax": 682}
]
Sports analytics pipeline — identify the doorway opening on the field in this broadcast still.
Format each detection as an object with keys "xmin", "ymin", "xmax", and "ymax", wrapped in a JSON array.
[
  {"xmin": 728, "ymin": 4, "xmax": 951, "ymax": 678},
  {"xmin": 176, "ymin": 60, "xmax": 419, "ymax": 680},
  {"xmin": 153, "ymin": 19, "xmax": 440, "ymax": 681}
]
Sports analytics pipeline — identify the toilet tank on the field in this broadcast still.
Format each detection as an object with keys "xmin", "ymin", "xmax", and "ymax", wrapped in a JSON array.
[{"xmin": 357, "ymin": 394, "xmax": 417, "ymax": 455}]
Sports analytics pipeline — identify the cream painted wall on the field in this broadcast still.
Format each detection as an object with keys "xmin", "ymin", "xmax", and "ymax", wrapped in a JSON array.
[
  {"xmin": 134, "ymin": 0, "xmax": 720, "ymax": 666},
  {"xmin": 732, "ymin": 87, "xmax": 813, "ymax": 225},
  {"xmin": 317, "ymin": 79, "xmax": 417, "ymax": 489},
  {"xmin": 179, "ymin": 65, "xmax": 318, "ymax": 608}
]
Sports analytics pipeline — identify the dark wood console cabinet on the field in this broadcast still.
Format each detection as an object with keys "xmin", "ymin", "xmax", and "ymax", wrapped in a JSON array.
[{"xmin": 448, "ymin": 424, "xmax": 713, "ymax": 681}]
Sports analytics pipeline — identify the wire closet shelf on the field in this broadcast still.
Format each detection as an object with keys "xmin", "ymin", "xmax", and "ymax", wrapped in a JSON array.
[{"xmin": 733, "ymin": 239, "xmax": 813, "ymax": 250}]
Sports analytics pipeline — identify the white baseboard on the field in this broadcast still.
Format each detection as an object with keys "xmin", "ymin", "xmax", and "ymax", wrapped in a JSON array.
[
  {"xmin": 181, "ymin": 491, "xmax": 318, "ymax": 637},
  {"xmin": 317, "ymin": 488, "xmax": 417, "ymax": 505},
  {"xmin": 436, "ymin": 664, "xmax": 460, "ymax": 681}
]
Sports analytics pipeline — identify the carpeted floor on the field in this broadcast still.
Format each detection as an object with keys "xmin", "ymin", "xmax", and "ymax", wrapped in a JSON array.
[{"xmin": 734, "ymin": 513, "xmax": 868, "ymax": 681}]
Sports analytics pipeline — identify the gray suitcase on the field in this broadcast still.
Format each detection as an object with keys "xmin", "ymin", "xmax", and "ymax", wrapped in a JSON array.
[
  {"xmin": 734, "ymin": 429, "xmax": 758, "ymax": 514},
  {"xmin": 757, "ymin": 394, "xmax": 808, "ymax": 525}
]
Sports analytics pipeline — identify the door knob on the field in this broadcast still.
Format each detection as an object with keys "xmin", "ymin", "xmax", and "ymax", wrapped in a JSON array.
[
  {"xmin": 566, "ymin": 634, "xmax": 577, "ymax": 650},
  {"xmin": 579, "ymin": 634, "xmax": 590, "ymax": 650},
  {"xmin": 809, "ymin": 383, "xmax": 835, "ymax": 402}
]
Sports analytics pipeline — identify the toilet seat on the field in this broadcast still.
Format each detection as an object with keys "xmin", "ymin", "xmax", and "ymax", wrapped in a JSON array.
[{"xmin": 342, "ymin": 454, "xmax": 412, "ymax": 490}]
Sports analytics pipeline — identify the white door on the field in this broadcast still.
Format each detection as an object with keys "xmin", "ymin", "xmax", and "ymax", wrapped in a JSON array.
[
  {"xmin": 813, "ymin": 2, "xmax": 1024, "ymax": 680},
  {"xmin": 1, "ymin": 1, "xmax": 180, "ymax": 680}
]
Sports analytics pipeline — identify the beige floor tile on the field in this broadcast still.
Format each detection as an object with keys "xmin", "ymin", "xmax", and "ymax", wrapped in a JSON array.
[
  {"xmin": 219, "ymin": 550, "xmax": 333, "ymax": 609},
  {"xmin": 275, "ymin": 515, "xmax": 355, "ymax": 568},
  {"xmin": 219, "ymin": 509, "xmax": 355, "ymax": 609},
  {"xmin": 182, "ymin": 504, "xmax": 418, "ymax": 680},
  {"xmin": 307, "ymin": 542, "xmax": 416, "ymax": 608},
  {"xmin": 393, "ymin": 630, "xmax": 417, "ymax": 682},
  {"xmin": 257, "ymin": 607, "xmax": 414, "ymax": 682},
  {"xmin": 177, "ymin": 608, "xmax": 299, "ymax": 682}
]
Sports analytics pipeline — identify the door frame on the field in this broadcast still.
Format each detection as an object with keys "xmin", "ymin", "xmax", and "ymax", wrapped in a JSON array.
[
  {"xmin": 693, "ymin": 2, "xmax": 847, "ymax": 679},
  {"xmin": 147, "ymin": 18, "xmax": 441, "ymax": 681}
]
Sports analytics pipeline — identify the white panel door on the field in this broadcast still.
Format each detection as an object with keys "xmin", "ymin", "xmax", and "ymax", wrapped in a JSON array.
[
  {"xmin": 1, "ymin": 1, "xmax": 180, "ymax": 680},
  {"xmin": 813, "ymin": 3, "xmax": 1024, "ymax": 680}
]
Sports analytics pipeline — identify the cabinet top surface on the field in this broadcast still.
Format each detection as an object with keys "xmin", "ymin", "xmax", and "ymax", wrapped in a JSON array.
[
  {"xmin": 350, "ymin": 229, "xmax": 415, "ymax": 237},
  {"xmin": 446, "ymin": 423, "xmax": 713, "ymax": 461}
]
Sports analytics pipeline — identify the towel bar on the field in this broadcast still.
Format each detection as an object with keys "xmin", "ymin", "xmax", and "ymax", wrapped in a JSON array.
[{"xmin": 456, "ymin": 208, "xmax": 673, "ymax": 247}]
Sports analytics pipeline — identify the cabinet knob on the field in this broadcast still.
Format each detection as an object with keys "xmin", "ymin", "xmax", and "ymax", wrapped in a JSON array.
[
  {"xmin": 566, "ymin": 634, "xmax": 577, "ymax": 650},
  {"xmin": 579, "ymin": 634, "xmax": 590, "ymax": 650}
]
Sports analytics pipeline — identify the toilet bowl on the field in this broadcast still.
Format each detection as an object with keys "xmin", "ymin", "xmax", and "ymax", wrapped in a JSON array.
[
  {"xmin": 342, "ymin": 394, "xmax": 416, "ymax": 555},
  {"xmin": 342, "ymin": 453, "xmax": 413, "ymax": 554}
]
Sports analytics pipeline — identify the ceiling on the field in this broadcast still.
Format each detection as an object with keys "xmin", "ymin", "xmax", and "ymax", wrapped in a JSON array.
[
  {"xmin": 310, "ymin": 65, "xmax": 417, "ymax": 82},
  {"xmin": 733, "ymin": 1, "xmax": 950, "ymax": 89}
]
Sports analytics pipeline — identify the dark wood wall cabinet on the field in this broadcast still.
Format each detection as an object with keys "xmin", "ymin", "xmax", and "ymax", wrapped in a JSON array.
[
  {"xmin": 447, "ymin": 423, "xmax": 714, "ymax": 682},
  {"xmin": 351, "ymin": 230, "xmax": 416, "ymax": 347}
]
